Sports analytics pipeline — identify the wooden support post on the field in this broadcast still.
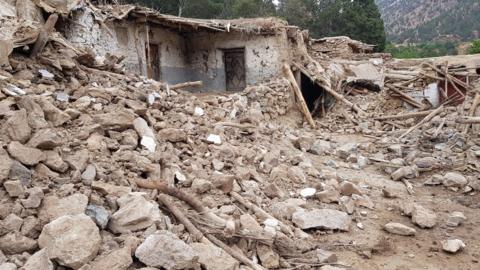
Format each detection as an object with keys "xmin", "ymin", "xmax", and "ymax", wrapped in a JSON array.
[
  {"xmin": 463, "ymin": 91, "xmax": 480, "ymax": 133},
  {"xmin": 283, "ymin": 64, "xmax": 317, "ymax": 128},
  {"xmin": 30, "ymin": 13, "xmax": 59, "ymax": 58}
]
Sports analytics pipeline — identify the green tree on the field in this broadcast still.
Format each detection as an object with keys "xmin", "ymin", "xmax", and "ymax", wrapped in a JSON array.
[{"xmin": 469, "ymin": 40, "xmax": 480, "ymax": 54}]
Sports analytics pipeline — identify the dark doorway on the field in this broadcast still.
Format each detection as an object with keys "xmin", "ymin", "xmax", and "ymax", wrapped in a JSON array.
[
  {"xmin": 299, "ymin": 72, "xmax": 327, "ymax": 117},
  {"xmin": 224, "ymin": 48, "xmax": 246, "ymax": 91},
  {"xmin": 146, "ymin": 43, "xmax": 160, "ymax": 81}
]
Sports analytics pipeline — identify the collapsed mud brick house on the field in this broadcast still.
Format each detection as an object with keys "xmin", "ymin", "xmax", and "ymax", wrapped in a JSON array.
[{"xmin": 64, "ymin": 5, "xmax": 306, "ymax": 92}]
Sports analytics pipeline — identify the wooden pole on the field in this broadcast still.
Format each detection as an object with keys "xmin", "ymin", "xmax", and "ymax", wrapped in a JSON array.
[
  {"xmin": 169, "ymin": 81, "xmax": 203, "ymax": 90},
  {"xmin": 283, "ymin": 64, "xmax": 317, "ymax": 128},
  {"xmin": 400, "ymin": 105, "xmax": 444, "ymax": 138},
  {"xmin": 388, "ymin": 86, "xmax": 424, "ymax": 108},
  {"xmin": 457, "ymin": 116, "xmax": 480, "ymax": 124},
  {"xmin": 30, "ymin": 13, "xmax": 58, "ymax": 58},
  {"xmin": 374, "ymin": 109, "xmax": 435, "ymax": 121}
]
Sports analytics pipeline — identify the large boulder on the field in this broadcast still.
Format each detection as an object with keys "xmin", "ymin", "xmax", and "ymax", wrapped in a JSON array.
[
  {"xmin": 38, "ymin": 214, "xmax": 101, "ymax": 269},
  {"xmin": 135, "ymin": 231, "xmax": 198, "ymax": 269},
  {"xmin": 108, "ymin": 193, "xmax": 162, "ymax": 234}
]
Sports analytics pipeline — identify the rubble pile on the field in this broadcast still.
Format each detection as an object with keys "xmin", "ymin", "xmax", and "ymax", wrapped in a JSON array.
[{"xmin": 1, "ymin": 1, "xmax": 480, "ymax": 270}]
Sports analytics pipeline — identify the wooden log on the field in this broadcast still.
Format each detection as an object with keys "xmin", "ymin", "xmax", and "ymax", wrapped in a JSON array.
[
  {"xmin": 385, "ymin": 73, "xmax": 415, "ymax": 81},
  {"xmin": 456, "ymin": 117, "xmax": 480, "ymax": 124},
  {"xmin": 291, "ymin": 62, "xmax": 365, "ymax": 115},
  {"xmin": 30, "ymin": 13, "xmax": 58, "ymax": 58},
  {"xmin": 283, "ymin": 64, "xmax": 317, "ymax": 128},
  {"xmin": 464, "ymin": 91, "xmax": 480, "ymax": 133},
  {"xmin": 400, "ymin": 105, "xmax": 444, "ymax": 138},
  {"xmin": 170, "ymin": 81, "xmax": 203, "ymax": 90}
]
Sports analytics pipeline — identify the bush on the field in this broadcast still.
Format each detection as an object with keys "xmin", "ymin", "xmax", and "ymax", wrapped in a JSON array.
[{"xmin": 469, "ymin": 40, "xmax": 480, "ymax": 54}]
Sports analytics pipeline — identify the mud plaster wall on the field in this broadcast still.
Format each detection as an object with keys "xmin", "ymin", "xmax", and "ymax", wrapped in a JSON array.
[{"xmin": 184, "ymin": 31, "xmax": 290, "ymax": 91}]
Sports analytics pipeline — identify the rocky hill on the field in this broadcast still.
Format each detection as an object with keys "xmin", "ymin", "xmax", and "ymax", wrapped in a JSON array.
[{"xmin": 376, "ymin": 0, "xmax": 480, "ymax": 43}]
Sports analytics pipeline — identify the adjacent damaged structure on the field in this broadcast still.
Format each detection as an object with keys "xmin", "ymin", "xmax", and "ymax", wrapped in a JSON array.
[{"xmin": 63, "ymin": 5, "xmax": 306, "ymax": 91}]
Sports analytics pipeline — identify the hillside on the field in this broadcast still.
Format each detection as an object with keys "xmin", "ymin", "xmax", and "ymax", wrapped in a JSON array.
[{"xmin": 376, "ymin": 0, "xmax": 480, "ymax": 43}]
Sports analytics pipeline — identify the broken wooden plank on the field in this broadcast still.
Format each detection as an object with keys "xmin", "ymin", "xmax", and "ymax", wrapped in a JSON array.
[
  {"xmin": 388, "ymin": 86, "xmax": 424, "ymax": 109},
  {"xmin": 456, "ymin": 117, "xmax": 480, "ymax": 124},
  {"xmin": 30, "ymin": 13, "xmax": 58, "ymax": 58},
  {"xmin": 170, "ymin": 81, "xmax": 203, "ymax": 90},
  {"xmin": 283, "ymin": 64, "xmax": 316, "ymax": 128},
  {"xmin": 375, "ymin": 110, "xmax": 436, "ymax": 121},
  {"xmin": 400, "ymin": 105, "xmax": 444, "ymax": 138}
]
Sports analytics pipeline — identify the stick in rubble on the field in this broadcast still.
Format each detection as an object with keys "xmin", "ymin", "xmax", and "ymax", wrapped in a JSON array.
[{"xmin": 399, "ymin": 105, "xmax": 444, "ymax": 138}]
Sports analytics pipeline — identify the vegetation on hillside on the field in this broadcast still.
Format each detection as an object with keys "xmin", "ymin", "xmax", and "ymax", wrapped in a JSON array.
[
  {"xmin": 385, "ymin": 42, "xmax": 459, "ymax": 59},
  {"xmin": 469, "ymin": 40, "xmax": 480, "ymax": 55},
  {"xmin": 129, "ymin": 0, "xmax": 386, "ymax": 52}
]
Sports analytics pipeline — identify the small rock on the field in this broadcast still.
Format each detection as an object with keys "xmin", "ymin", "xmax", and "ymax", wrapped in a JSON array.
[
  {"xmin": 7, "ymin": 141, "xmax": 45, "ymax": 166},
  {"xmin": 27, "ymin": 129, "xmax": 62, "ymax": 149},
  {"xmin": 441, "ymin": 239, "xmax": 465, "ymax": 253},
  {"xmin": 85, "ymin": 204, "xmax": 110, "ymax": 229},
  {"xmin": 316, "ymin": 189, "xmax": 341, "ymax": 203},
  {"xmin": 339, "ymin": 181, "xmax": 362, "ymax": 196},
  {"xmin": 391, "ymin": 166, "xmax": 418, "ymax": 181},
  {"xmin": 135, "ymin": 231, "xmax": 198, "ymax": 269},
  {"xmin": 263, "ymin": 183, "xmax": 287, "ymax": 199},
  {"xmin": 81, "ymin": 164, "xmax": 96, "ymax": 184},
  {"xmin": 65, "ymin": 149, "xmax": 89, "ymax": 172},
  {"xmin": 43, "ymin": 151, "xmax": 68, "ymax": 173},
  {"xmin": 92, "ymin": 110, "xmax": 134, "ymax": 130},
  {"xmin": 384, "ymin": 222, "xmax": 416, "ymax": 236},
  {"xmin": 300, "ymin": 188, "xmax": 316, "ymax": 198},
  {"xmin": 191, "ymin": 242, "xmax": 238, "ymax": 270},
  {"xmin": 0, "ymin": 233, "xmax": 37, "ymax": 254},
  {"xmin": 3, "ymin": 180, "xmax": 25, "ymax": 197},
  {"xmin": 287, "ymin": 166, "xmax": 306, "ymax": 183},
  {"xmin": 0, "ymin": 263, "xmax": 17, "ymax": 270},
  {"xmin": 2, "ymin": 213, "xmax": 23, "ymax": 232},
  {"xmin": 88, "ymin": 246, "xmax": 132, "ymax": 270},
  {"xmin": 8, "ymin": 161, "xmax": 31, "ymax": 184},
  {"xmin": 310, "ymin": 140, "xmax": 332, "ymax": 155},
  {"xmin": 339, "ymin": 196, "xmax": 355, "ymax": 214},
  {"xmin": 21, "ymin": 187, "xmax": 44, "ymax": 208},
  {"xmin": 157, "ymin": 128, "xmax": 187, "ymax": 142},
  {"xmin": 92, "ymin": 181, "xmax": 132, "ymax": 197},
  {"xmin": 5, "ymin": 109, "xmax": 31, "ymax": 143},
  {"xmin": 292, "ymin": 209, "xmax": 351, "ymax": 231},
  {"xmin": 193, "ymin": 107, "xmax": 204, "ymax": 116},
  {"xmin": 191, "ymin": 178, "xmax": 213, "ymax": 194},
  {"xmin": 446, "ymin": 212, "xmax": 467, "ymax": 227},
  {"xmin": 412, "ymin": 205, "xmax": 437, "ymax": 229},
  {"xmin": 109, "ymin": 193, "xmax": 162, "ymax": 234},
  {"xmin": 256, "ymin": 243, "xmax": 279, "ymax": 269},
  {"xmin": 39, "ymin": 214, "xmax": 101, "ymax": 269},
  {"xmin": 337, "ymin": 143, "xmax": 357, "ymax": 159},
  {"xmin": 313, "ymin": 249, "xmax": 337, "ymax": 263},
  {"xmin": 22, "ymin": 249, "xmax": 54, "ymax": 270},
  {"xmin": 39, "ymin": 194, "xmax": 89, "ymax": 222},
  {"xmin": 443, "ymin": 172, "xmax": 468, "ymax": 188},
  {"xmin": 0, "ymin": 149, "xmax": 13, "ymax": 184}
]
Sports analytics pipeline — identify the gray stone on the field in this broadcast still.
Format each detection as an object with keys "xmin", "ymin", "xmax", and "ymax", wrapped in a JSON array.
[
  {"xmin": 443, "ymin": 172, "xmax": 468, "ymax": 188},
  {"xmin": 310, "ymin": 140, "xmax": 332, "ymax": 155},
  {"xmin": 5, "ymin": 109, "xmax": 31, "ymax": 143},
  {"xmin": 21, "ymin": 187, "xmax": 44, "ymax": 208},
  {"xmin": 22, "ymin": 249, "xmax": 54, "ymax": 270},
  {"xmin": 412, "ymin": 205, "xmax": 437, "ymax": 229},
  {"xmin": 441, "ymin": 239, "xmax": 465, "ymax": 253},
  {"xmin": 39, "ymin": 214, "xmax": 101, "ymax": 269},
  {"xmin": 0, "ymin": 233, "xmax": 37, "ymax": 254},
  {"xmin": 7, "ymin": 141, "xmax": 45, "ymax": 166},
  {"xmin": 8, "ymin": 161, "xmax": 31, "ymax": 185},
  {"xmin": 3, "ymin": 181, "xmax": 25, "ymax": 197},
  {"xmin": 337, "ymin": 143, "xmax": 357, "ymax": 159},
  {"xmin": 109, "ymin": 193, "xmax": 162, "ymax": 234},
  {"xmin": 39, "ymin": 194, "xmax": 89, "ymax": 222},
  {"xmin": 292, "ymin": 209, "xmax": 351, "ymax": 231},
  {"xmin": 85, "ymin": 204, "xmax": 110, "ymax": 229},
  {"xmin": 191, "ymin": 242, "xmax": 238, "ymax": 270},
  {"xmin": 339, "ymin": 196, "xmax": 355, "ymax": 214},
  {"xmin": 339, "ymin": 181, "xmax": 362, "ymax": 196},
  {"xmin": 0, "ymin": 149, "xmax": 13, "ymax": 184},
  {"xmin": 384, "ymin": 222, "xmax": 416, "ymax": 236},
  {"xmin": 27, "ymin": 129, "xmax": 62, "ymax": 150},
  {"xmin": 446, "ymin": 212, "xmax": 467, "ymax": 227},
  {"xmin": 135, "ymin": 231, "xmax": 198, "ymax": 269}
]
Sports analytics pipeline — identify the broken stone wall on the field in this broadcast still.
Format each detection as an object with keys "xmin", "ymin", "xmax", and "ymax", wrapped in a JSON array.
[{"xmin": 185, "ymin": 30, "xmax": 291, "ymax": 91}]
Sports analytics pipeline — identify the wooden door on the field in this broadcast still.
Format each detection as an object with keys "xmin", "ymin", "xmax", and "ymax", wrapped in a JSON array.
[
  {"xmin": 146, "ymin": 43, "xmax": 160, "ymax": 81},
  {"xmin": 224, "ymin": 48, "xmax": 246, "ymax": 91}
]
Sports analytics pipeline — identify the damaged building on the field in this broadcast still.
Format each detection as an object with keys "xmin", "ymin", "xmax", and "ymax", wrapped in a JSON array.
[{"xmin": 63, "ymin": 5, "xmax": 304, "ymax": 92}]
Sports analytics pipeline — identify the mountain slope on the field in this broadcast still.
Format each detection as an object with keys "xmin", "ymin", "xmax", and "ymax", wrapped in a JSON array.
[{"xmin": 375, "ymin": 0, "xmax": 480, "ymax": 43}]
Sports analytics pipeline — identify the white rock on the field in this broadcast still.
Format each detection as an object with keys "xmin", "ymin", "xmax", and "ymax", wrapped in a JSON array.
[
  {"xmin": 207, "ymin": 134, "xmax": 222, "ymax": 145},
  {"xmin": 442, "ymin": 239, "xmax": 465, "ymax": 253},
  {"xmin": 300, "ymin": 188, "xmax": 316, "ymax": 198},
  {"xmin": 39, "ymin": 214, "xmax": 101, "ymax": 269},
  {"xmin": 194, "ymin": 107, "xmax": 205, "ymax": 116},
  {"xmin": 446, "ymin": 211, "xmax": 467, "ymax": 227},
  {"xmin": 412, "ymin": 205, "xmax": 437, "ymax": 229},
  {"xmin": 39, "ymin": 69, "xmax": 54, "ymax": 79},
  {"xmin": 191, "ymin": 242, "xmax": 238, "ymax": 270},
  {"xmin": 443, "ymin": 172, "xmax": 468, "ymax": 188},
  {"xmin": 384, "ymin": 222, "xmax": 416, "ymax": 236}
]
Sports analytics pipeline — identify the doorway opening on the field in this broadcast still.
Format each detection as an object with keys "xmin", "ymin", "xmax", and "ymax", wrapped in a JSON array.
[
  {"xmin": 224, "ymin": 48, "xmax": 246, "ymax": 91},
  {"xmin": 146, "ymin": 43, "xmax": 160, "ymax": 81},
  {"xmin": 298, "ymin": 72, "xmax": 331, "ymax": 118}
]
